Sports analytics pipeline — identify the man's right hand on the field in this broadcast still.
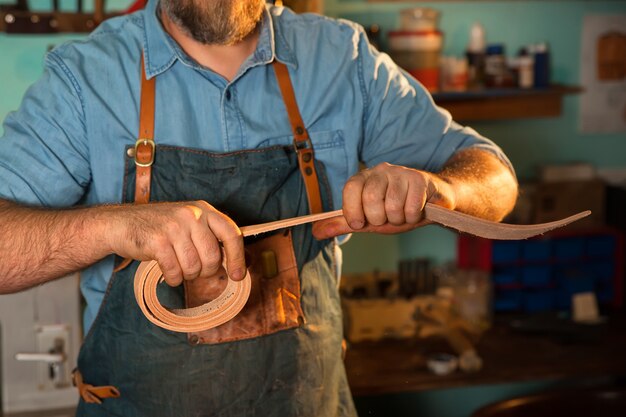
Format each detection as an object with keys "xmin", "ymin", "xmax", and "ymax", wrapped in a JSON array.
[{"xmin": 103, "ymin": 201, "xmax": 245, "ymax": 287}]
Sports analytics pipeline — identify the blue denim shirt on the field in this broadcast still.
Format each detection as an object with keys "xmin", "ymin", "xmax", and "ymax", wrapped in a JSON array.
[{"xmin": 0, "ymin": 0, "xmax": 512, "ymax": 330}]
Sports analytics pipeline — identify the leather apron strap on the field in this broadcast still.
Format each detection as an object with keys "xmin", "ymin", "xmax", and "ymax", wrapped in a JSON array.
[
  {"xmin": 113, "ymin": 56, "xmax": 156, "ymax": 273},
  {"xmin": 272, "ymin": 61, "xmax": 323, "ymax": 214},
  {"xmin": 73, "ymin": 368, "xmax": 120, "ymax": 404},
  {"xmin": 135, "ymin": 55, "xmax": 156, "ymax": 205}
]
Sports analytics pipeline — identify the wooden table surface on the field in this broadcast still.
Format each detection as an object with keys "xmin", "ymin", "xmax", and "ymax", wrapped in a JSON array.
[{"xmin": 345, "ymin": 314, "xmax": 626, "ymax": 396}]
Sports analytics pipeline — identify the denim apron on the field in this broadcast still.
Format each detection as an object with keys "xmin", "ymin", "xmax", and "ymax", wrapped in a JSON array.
[{"xmin": 74, "ymin": 61, "xmax": 356, "ymax": 417}]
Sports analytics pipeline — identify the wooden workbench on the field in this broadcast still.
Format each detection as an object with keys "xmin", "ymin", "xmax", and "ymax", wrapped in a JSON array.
[{"xmin": 345, "ymin": 314, "xmax": 626, "ymax": 396}]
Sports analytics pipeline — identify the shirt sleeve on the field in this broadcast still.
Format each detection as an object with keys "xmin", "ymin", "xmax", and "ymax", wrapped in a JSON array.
[
  {"xmin": 0, "ymin": 51, "xmax": 91, "ymax": 207},
  {"xmin": 355, "ymin": 27, "xmax": 515, "ymax": 176}
]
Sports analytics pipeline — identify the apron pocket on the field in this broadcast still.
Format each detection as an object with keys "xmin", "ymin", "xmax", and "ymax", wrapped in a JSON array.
[{"xmin": 184, "ymin": 230, "xmax": 304, "ymax": 345}]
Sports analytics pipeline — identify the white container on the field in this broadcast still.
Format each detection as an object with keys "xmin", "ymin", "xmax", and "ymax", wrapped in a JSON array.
[
  {"xmin": 517, "ymin": 55, "xmax": 534, "ymax": 88},
  {"xmin": 388, "ymin": 31, "xmax": 443, "ymax": 52},
  {"xmin": 400, "ymin": 8, "xmax": 440, "ymax": 31}
]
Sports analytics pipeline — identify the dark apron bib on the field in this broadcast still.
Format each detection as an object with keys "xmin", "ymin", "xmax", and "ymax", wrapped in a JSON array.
[{"xmin": 75, "ymin": 61, "xmax": 356, "ymax": 417}]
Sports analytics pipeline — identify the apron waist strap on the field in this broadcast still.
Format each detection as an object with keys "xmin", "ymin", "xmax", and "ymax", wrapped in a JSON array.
[{"xmin": 72, "ymin": 369, "xmax": 121, "ymax": 404}]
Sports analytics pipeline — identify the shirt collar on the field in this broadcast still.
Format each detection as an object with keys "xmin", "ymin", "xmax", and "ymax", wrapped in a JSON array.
[{"xmin": 142, "ymin": 1, "xmax": 297, "ymax": 79}]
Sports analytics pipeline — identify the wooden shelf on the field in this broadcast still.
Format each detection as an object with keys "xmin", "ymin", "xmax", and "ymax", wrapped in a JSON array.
[
  {"xmin": 345, "ymin": 314, "xmax": 626, "ymax": 396},
  {"xmin": 432, "ymin": 85, "xmax": 583, "ymax": 122}
]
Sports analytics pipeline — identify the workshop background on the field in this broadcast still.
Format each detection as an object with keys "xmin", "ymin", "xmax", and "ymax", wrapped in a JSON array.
[{"xmin": 1, "ymin": 1, "xmax": 626, "ymax": 416}]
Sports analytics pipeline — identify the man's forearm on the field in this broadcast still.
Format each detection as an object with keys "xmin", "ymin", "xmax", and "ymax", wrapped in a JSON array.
[
  {"xmin": 0, "ymin": 198, "xmax": 248, "ymax": 294},
  {"xmin": 0, "ymin": 199, "xmax": 111, "ymax": 293},
  {"xmin": 435, "ymin": 147, "xmax": 518, "ymax": 222}
]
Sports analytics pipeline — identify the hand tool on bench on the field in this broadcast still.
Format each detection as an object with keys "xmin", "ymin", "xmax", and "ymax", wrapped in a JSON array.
[{"xmin": 134, "ymin": 205, "xmax": 591, "ymax": 333}]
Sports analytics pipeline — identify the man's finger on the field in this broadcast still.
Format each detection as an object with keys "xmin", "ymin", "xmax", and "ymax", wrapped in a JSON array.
[
  {"xmin": 404, "ymin": 177, "xmax": 428, "ymax": 224},
  {"xmin": 385, "ymin": 176, "xmax": 408, "ymax": 225},
  {"xmin": 172, "ymin": 239, "xmax": 202, "ymax": 281},
  {"xmin": 206, "ymin": 212, "xmax": 246, "ymax": 281},
  {"xmin": 312, "ymin": 216, "xmax": 354, "ymax": 239},
  {"xmin": 342, "ymin": 174, "xmax": 366, "ymax": 230},
  {"xmin": 312, "ymin": 216, "xmax": 431, "ymax": 240},
  {"xmin": 362, "ymin": 174, "xmax": 388, "ymax": 226},
  {"xmin": 154, "ymin": 244, "xmax": 184, "ymax": 287},
  {"xmin": 190, "ymin": 225, "xmax": 223, "ymax": 278}
]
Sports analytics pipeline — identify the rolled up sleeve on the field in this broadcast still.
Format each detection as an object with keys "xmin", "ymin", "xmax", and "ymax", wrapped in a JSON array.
[{"xmin": 0, "ymin": 51, "xmax": 90, "ymax": 207}]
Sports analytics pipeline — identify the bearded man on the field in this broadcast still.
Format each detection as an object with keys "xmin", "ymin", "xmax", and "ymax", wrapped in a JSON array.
[{"xmin": 0, "ymin": 0, "xmax": 517, "ymax": 415}]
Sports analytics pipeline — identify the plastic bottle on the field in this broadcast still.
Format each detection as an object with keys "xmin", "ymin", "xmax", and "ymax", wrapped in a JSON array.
[
  {"xmin": 532, "ymin": 42, "xmax": 551, "ymax": 88},
  {"xmin": 465, "ymin": 22, "xmax": 486, "ymax": 89}
]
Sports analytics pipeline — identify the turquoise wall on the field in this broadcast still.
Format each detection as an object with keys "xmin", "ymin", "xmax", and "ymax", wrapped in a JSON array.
[
  {"xmin": 335, "ymin": 0, "xmax": 626, "ymax": 274},
  {"xmin": 0, "ymin": 0, "xmax": 127, "ymax": 125}
]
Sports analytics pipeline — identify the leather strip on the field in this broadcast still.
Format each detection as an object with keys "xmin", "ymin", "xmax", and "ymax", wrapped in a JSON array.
[
  {"xmin": 134, "ymin": 206, "xmax": 590, "ymax": 333},
  {"xmin": 72, "ymin": 369, "xmax": 120, "ymax": 404},
  {"xmin": 423, "ymin": 204, "xmax": 591, "ymax": 240},
  {"xmin": 114, "ymin": 55, "xmax": 155, "ymax": 273},
  {"xmin": 242, "ymin": 205, "xmax": 591, "ymax": 240},
  {"xmin": 272, "ymin": 61, "xmax": 323, "ymax": 214},
  {"xmin": 135, "ymin": 55, "xmax": 155, "ymax": 205},
  {"xmin": 134, "ymin": 259, "xmax": 252, "ymax": 333}
]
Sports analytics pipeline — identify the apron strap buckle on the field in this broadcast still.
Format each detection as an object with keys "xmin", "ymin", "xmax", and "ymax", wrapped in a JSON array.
[
  {"xmin": 72, "ymin": 368, "xmax": 121, "ymax": 404},
  {"xmin": 135, "ymin": 138, "xmax": 155, "ymax": 167}
]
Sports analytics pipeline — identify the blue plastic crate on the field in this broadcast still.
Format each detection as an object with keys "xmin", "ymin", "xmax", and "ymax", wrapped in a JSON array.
[
  {"xmin": 556, "ymin": 291, "xmax": 571, "ymax": 310},
  {"xmin": 521, "ymin": 266, "xmax": 552, "ymax": 288},
  {"xmin": 554, "ymin": 238, "xmax": 585, "ymax": 262},
  {"xmin": 595, "ymin": 274, "xmax": 615, "ymax": 304},
  {"xmin": 555, "ymin": 268, "xmax": 595, "ymax": 294},
  {"xmin": 586, "ymin": 235, "xmax": 616, "ymax": 258},
  {"xmin": 492, "ymin": 241, "xmax": 521, "ymax": 264},
  {"xmin": 585, "ymin": 261, "xmax": 615, "ymax": 280},
  {"xmin": 522, "ymin": 291, "xmax": 555, "ymax": 313},
  {"xmin": 597, "ymin": 287, "xmax": 614, "ymax": 304},
  {"xmin": 521, "ymin": 240, "xmax": 552, "ymax": 262},
  {"xmin": 494, "ymin": 289, "xmax": 523, "ymax": 312},
  {"xmin": 492, "ymin": 268, "xmax": 520, "ymax": 286}
]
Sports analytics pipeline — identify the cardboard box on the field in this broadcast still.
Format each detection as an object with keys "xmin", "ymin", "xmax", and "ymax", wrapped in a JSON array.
[
  {"xmin": 342, "ymin": 296, "xmax": 436, "ymax": 343},
  {"xmin": 534, "ymin": 180, "xmax": 606, "ymax": 230}
]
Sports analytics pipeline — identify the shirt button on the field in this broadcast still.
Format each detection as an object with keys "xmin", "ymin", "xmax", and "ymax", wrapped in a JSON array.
[{"xmin": 225, "ymin": 90, "xmax": 231, "ymax": 101}]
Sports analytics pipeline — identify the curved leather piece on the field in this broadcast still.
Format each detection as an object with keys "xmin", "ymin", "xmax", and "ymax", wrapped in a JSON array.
[
  {"xmin": 423, "ymin": 204, "xmax": 591, "ymax": 240},
  {"xmin": 134, "ymin": 259, "xmax": 252, "ymax": 333},
  {"xmin": 134, "ymin": 204, "xmax": 590, "ymax": 333},
  {"xmin": 242, "ymin": 204, "xmax": 591, "ymax": 240}
]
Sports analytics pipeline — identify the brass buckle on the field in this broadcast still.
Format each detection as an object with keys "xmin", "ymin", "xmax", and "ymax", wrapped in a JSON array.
[
  {"xmin": 134, "ymin": 138, "xmax": 155, "ymax": 167},
  {"xmin": 293, "ymin": 137, "xmax": 313, "ymax": 154}
]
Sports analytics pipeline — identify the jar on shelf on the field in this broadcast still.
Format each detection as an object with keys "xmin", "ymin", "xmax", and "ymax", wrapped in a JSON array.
[
  {"xmin": 484, "ymin": 43, "xmax": 508, "ymax": 88},
  {"xmin": 388, "ymin": 30, "xmax": 443, "ymax": 92}
]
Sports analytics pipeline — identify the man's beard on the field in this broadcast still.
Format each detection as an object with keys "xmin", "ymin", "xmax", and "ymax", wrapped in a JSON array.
[{"xmin": 161, "ymin": 0, "xmax": 265, "ymax": 46}]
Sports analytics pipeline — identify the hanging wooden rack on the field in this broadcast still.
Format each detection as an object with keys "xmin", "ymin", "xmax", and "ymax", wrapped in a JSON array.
[{"xmin": 0, "ymin": 0, "xmax": 117, "ymax": 34}]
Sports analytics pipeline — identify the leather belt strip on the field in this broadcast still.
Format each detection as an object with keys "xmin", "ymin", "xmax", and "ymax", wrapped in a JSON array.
[
  {"xmin": 113, "ymin": 55, "xmax": 156, "ymax": 273},
  {"xmin": 134, "ymin": 206, "xmax": 590, "ymax": 333},
  {"xmin": 423, "ymin": 204, "xmax": 590, "ymax": 240},
  {"xmin": 272, "ymin": 61, "xmax": 323, "ymax": 214},
  {"xmin": 134, "ymin": 259, "xmax": 252, "ymax": 333},
  {"xmin": 135, "ymin": 54, "xmax": 156, "ymax": 205},
  {"xmin": 72, "ymin": 369, "xmax": 120, "ymax": 404}
]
